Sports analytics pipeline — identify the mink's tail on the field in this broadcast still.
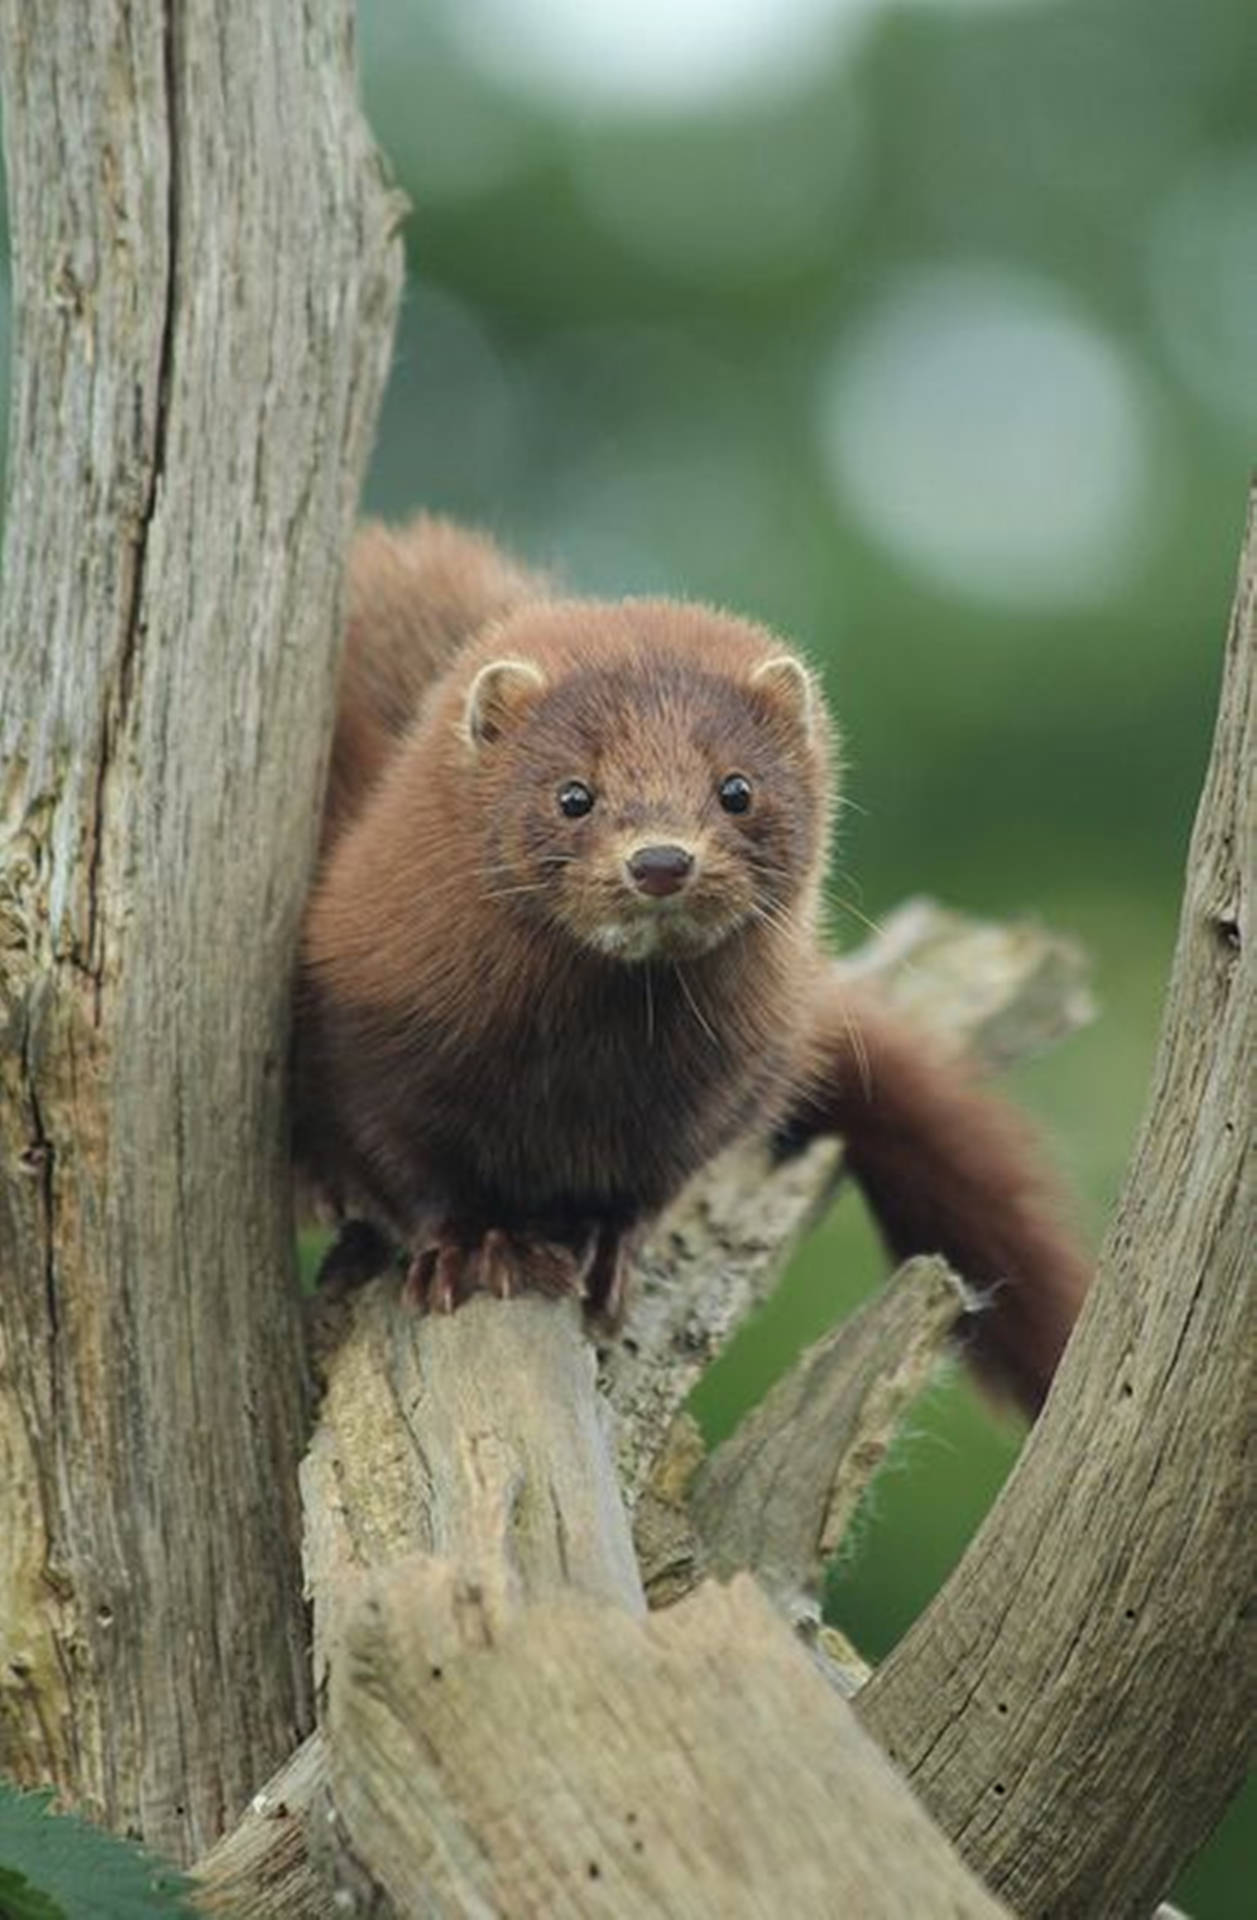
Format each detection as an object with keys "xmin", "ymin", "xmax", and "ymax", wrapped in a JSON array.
[{"xmin": 783, "ymin": 978, "xmax": 1091, "ymax": 1416}]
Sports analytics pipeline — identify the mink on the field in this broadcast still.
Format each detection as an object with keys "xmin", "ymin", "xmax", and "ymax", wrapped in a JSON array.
[{"xmin": 293, "ymin": 514, "xmax": 1090, "ymax": 1414}]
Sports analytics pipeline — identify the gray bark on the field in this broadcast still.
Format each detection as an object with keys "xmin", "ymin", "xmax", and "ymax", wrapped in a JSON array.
[
  {"xmin": 0, "ymin": 0, "xmax": 402, "ymax": 1862},
  {"xmin": 326, "ymin": 1560, "xmax": 1013, "ymax": 1920},
  {"xmin": 304, "ymin": 1294, "xmax": 1009, "ymax": 1919},
  {"xmin": 859, "ymin": 487, "xmax": 1257, "ymax": 1917},
  {"xmin": 684, "ymin": 1254, "xmax": 969, "ymax": 1613}
]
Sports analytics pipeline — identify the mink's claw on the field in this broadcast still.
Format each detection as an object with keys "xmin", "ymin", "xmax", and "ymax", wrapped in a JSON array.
[
  {"xmin": 401, "ymin": 1244, "xmax": 437, "ymax": 1309},
  {"xmin": 401, "ymin": 1226, "xmax": 594, "ymax": 1313},
  {"xmin": 402, "ymin": 1241, "xmax": 467, "ymax": 1313},
  {"xmin": 582, "ymin": 1224, "xmax": 636, "ymax": 1333}
]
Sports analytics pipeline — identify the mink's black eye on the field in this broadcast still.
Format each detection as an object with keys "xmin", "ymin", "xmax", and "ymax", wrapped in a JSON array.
[
  {"xmin": 557, "ymin": 779, "xmax": 595, "ymax": 819},
  {"xmin": 718, "ymin": 773, "xmax": 752, "ymax": 815}
]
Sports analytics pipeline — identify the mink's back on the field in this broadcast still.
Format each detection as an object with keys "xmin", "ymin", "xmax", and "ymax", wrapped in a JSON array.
[{"xmin": 323, "ymin": 514, "xmax": 550, "ymax": 847}]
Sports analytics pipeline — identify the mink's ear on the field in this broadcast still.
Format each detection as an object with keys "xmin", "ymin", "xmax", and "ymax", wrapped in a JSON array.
[
  {"xmin": 462, "ymin": 658, "xmax": 547, "ymax": 747},
  {"xmin": 749, "ymin": 654, "xmax": 815, "ymax": 737}
]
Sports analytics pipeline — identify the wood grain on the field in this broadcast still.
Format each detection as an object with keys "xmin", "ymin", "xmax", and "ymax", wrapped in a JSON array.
[{"xmin": 328, "ymin": 1565, "xmax": 1013, "ymax": 1920}]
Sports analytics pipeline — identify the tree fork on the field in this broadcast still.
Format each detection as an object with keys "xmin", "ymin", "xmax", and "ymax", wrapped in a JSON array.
[{"xmin": 0, "ymin": 0, "xmax": 403, "ymax": 1862}]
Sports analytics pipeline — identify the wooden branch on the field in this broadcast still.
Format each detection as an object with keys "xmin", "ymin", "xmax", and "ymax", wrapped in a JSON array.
[
  {"xmin": 300, "ymin": 1292, "xmax": 646, "ymax": 1691},
  {"xmin": 197, "ymin": 1296, "xmax": 641, "ymax": 1916},
  {"xmin": 632, "ymin": 1256, "xmax": 968, "ymax": 1614},
  {"xmin": 684, "ymin": 1256, "xmax": 968, "ymax": 1610},
  {"xmin": 858, "ymin": 488, "xmax": 1257, "ymax": 1917},
  {"xmin": 198, "ymin": 1272, "xmax": 996, "ymax": 1916},
  {"xmin": 0, "ymin": 0, "xmax": 402, "ymax": 1862},
  {"xmin": 325, "ymin": 1564, "xmax": 1013, "ymax": 1920},
  {"xmin": 605, "ymin": 901, "xmax": 1093, "ymax": 1506},
  {"xmin": 291, "ymin": 1291, "xmax": 1010, "ymax": 1917},
  {"xmin": 194, "ymin": 1740, "xmax": 334, "ymax": 1920}
]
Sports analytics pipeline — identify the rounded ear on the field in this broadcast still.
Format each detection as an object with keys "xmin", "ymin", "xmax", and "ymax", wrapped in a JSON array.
[
  {"xmin": 462, "ymin": 658, "xmax": 547, "ymax": 748},
  {"xmin": 749, "ymin": 654, "xmax": 815, "ymax": 736}
]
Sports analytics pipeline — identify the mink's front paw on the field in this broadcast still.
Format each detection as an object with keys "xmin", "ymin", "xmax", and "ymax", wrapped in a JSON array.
[{"xmin": 402, "ymin": 1226, "xmax": 594, "ymax": 1314}]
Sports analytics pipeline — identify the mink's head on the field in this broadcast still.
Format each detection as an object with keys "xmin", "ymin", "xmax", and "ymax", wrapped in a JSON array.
[{"xmin": 453, "ymin": 600, "xmax": 835, "ymax": 963}]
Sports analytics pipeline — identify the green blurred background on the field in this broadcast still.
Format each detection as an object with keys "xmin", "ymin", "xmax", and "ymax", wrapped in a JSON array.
[{"xmin": 1, "ymin": 0, "xmax": 1251, "ymax": 1909}]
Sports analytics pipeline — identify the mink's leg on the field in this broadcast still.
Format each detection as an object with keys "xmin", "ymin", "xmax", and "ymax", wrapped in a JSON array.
[{"xmin": 315, "ymin": 1217, "xmax": 396, "ymax": 1296}]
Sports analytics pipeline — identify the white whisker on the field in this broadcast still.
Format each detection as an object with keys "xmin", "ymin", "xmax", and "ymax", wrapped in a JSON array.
[
  {"xmin": 674, "ymin": 963, "xmax": 719, "ymax": 1048},
  {"xmin": 839, "ymin": 998, "xmax": 872, "ymax": 1100}
]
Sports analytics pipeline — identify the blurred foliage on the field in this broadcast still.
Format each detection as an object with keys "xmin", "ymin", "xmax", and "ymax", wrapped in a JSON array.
[
  {"xmin": 0, "ymin": 1780, "xmax": 199, "ymax": 1920},
  {"xmin": 0, "ymin": 0, "xmax": 1251, "ymax": 1911}
]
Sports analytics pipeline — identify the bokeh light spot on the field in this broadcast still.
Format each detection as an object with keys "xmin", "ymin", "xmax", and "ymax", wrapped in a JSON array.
[
  {"xmin": 818, "ymin": 268, "xmax": 1156, "ymax": 609},
  {"xmin": 446, "ymin": 0, "xmax": 1053, "ymax": 114},
  {"xmin": 447, "ymin": 0, "xmax": 877, "ymax": 113}
]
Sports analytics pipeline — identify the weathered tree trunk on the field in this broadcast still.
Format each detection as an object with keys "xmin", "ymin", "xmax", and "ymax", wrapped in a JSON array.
[
  {"xmin": 859, "ymin": 489, "xmax": 1256, "ymax": 1917},
  {"xmin": 0, "ymin": 0, "xmax": 402, "ymax": 1864}
]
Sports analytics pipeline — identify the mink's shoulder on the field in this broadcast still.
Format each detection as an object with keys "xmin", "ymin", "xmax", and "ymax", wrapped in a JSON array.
[{"xmin": 324, "ymin": 515, "xmax": 552, "ymax": 847}]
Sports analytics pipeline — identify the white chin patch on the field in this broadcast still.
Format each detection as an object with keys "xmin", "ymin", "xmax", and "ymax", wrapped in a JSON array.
[
  {"xmin": 591, "ymin": 913, "xmax": 725, "ymax": 961},
  {"xmin": 592, "ymin": 920, "xmax": 663, "ymax": 961}
]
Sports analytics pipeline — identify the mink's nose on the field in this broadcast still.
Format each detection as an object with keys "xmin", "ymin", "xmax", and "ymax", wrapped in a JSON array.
[{"xmin": 627, "ymin": 844, "xmax": 695, "ymax": 898}]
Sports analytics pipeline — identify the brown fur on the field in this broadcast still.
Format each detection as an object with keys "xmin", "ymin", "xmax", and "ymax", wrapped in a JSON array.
[
  {"xmin": 322, "ymin": 517, "xmax": 549, "ymax": 849},
  {"xmin": 294, "ymin": 515, "xmax": 1090, "ymax": 1413}
]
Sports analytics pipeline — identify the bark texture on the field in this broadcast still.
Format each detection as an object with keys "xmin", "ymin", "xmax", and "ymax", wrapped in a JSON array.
[
  {"xmin": 327, "ymin": 1563, "xmax": 1013, "ymax": 1920},
  {"xmin": 0, "ymin": 0, "xmax": 402, "ymax": 1862},
  {"xmin": 303, "ymin": 1293, "xmax": 1008, "ymax": 1919},
  {"xmin": 684, "ymin": 1254, "xmax": 968, "ymax": 1609},
  {"xmin": 859, "ymin": 490, "xmax": 1257, "ymax": 1917}
]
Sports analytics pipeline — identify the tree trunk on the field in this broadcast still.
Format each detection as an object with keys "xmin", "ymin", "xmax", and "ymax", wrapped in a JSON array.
[
  {"xmin": 0, "ymin": 0, "xmax": 402, "ymax": 1864},
  {"xmin": 859, "ymin": 488, "xmax": 1256, "ymax": 1918}
]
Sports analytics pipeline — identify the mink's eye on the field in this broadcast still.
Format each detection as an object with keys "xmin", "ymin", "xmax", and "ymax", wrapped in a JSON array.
[
  {"xmin": 718, "ymin": 773, "xmax": 752, "ymax": 815},
  {"xmin": 557, "ymin": 779, "xmax": 595, "ymax": 819}
]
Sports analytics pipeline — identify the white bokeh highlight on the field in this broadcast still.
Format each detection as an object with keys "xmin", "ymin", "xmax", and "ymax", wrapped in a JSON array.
[
  {"xmin": 446, "ymin": 0, "xmax": 1050, "ymax": 113},
  {"xmin": 446, "ymin": 0, "xmax": 864, "ymax": 113},
  {"xmin": 818, "ymin": 268, "xmax": 1155, "ymax": 609}
]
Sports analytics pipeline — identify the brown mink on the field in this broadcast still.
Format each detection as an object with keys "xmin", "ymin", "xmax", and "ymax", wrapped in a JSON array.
[{"xmin": 294, "ymin": 514, "xmax": 1090, "ymax": 1414}]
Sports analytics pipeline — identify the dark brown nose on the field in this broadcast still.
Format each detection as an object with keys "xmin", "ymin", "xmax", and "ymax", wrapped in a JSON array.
[{"xmin": 627, "ymin": 844, "xmax": 695, "ymax": 898}]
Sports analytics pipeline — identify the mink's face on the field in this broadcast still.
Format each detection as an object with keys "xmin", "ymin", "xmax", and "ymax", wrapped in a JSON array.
[{"xmin": 461, "ymin": 629, "xmax": 832, "ymax": 963}]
